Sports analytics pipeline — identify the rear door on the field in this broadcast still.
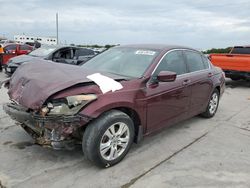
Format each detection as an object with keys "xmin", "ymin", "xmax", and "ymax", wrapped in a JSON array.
[
  {"xmin": 19, "ymin": 44, "xmax": 32, "ymax": 55},
  {"xmin": 144, "ymin": 50, "xmax": 192, "ymax": 133},
  {"xmin": 183, "ymin": 50, "xmax": 213, "ymax": 116}
]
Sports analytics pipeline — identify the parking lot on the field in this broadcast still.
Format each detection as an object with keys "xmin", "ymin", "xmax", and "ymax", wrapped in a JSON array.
[{"xmin": 0, "ymin": 72, "xmax": 250, "ymax": 188}]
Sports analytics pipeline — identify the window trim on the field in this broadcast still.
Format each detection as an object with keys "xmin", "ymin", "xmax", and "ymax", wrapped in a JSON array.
[
  {"xmin": 151, "ymin": 49, "xmax": 211, "ymax": 79},
  {"xmin": 152, "ymin": 49, "xmax": 188, "ymax": 77}
]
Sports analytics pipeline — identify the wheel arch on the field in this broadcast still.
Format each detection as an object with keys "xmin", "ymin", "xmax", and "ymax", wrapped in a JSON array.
[
  {"xmin": 113, "ymin": 107, "xmax": 142, "ymax": 143},
  {"xmin": 83, "ymin": 106, "xmax": 143, "ymax": 144},
  {"xmin": 215, "ymin": 85, "xmax": 220, "ymax": 95}
]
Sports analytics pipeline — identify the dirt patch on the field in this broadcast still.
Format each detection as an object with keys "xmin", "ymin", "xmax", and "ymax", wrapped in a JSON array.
[
  {"xmin": 11, "ymin": 141, "xmax": 34, "ymax": 149},
  {"xmin": 3, "ymin": 141, "xmax": 13, "ymax": 145},
  {"xmin": 0, "ymin": 125, "xmax": 16, "ymax": 133},
  {"xmin": 3, "ymin": 125, "xmax": 15, "ymax": 131}
]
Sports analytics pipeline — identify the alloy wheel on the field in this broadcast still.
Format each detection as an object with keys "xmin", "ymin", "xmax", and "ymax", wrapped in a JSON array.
[
  {"xmin": 209, "ymin": 93, "xmax": 218, "ymax": 115},
  {"xmin": 100, "ymin": 122, "xmax": 130, "ymax": 161}
]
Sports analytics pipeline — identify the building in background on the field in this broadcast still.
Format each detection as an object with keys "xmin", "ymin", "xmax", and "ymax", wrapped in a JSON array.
[
  {"xmin": 14, "ymin": 35, "xmax": 57, "ymax": 45},
  {"xmin": 0, "ymin": 36, "xmax": 7, "ymax": 41}
]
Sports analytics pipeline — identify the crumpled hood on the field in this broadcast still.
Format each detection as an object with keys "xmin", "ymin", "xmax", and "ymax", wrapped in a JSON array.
[
  {"xmin": 9, "ymin": 54, "xmax": 41, "ymax": 65},
  {"xmin": 8, "ymin": 61, "xmax": 127, "ymax": 110}
]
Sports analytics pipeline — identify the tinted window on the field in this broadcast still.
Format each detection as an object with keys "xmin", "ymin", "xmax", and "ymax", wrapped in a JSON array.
[
  {"xmin": 4, "ymin": 44, "xmax": 17, "ymax": 52},
  {"xmin": 231, "ymin": 47, "xmax": 250, "ymax": 54},
  {"xmin": 202, "ymin": 55, "xmax": 210, "ymax": 69},
  {"xmin": 185, "ymin": 51, "xmax": 205, "ymax": 72},
  {"xmin": 54, "ymin": 49, "xmax": 72, "ymax": 59},
  {"xmin": 20, "ymin": 44, "xmax": 31, "ymax": 50},
  {"xmin": 154, "ymin": 51, "xmax": 187, "ymax": 75},
  {"xmin": 75, "ymin": 49, "xmax": 95, "ymax": 57}
]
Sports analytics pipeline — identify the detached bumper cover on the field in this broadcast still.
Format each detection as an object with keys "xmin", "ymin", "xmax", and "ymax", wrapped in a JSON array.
[{"xmin": 3, "ymin": 103, "xmax": 91, "ymax": 150}]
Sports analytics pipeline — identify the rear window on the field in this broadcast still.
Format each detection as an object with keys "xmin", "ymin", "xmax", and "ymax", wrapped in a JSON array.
[{"xmin": 231, "ymin": 47, "xmax": 250, "ymax": 54}]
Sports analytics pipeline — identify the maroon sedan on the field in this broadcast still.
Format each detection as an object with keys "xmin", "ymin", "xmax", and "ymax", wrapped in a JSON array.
[{"xmin": 2, "ymin": 44, "xmax": 225, "ymax": 167}]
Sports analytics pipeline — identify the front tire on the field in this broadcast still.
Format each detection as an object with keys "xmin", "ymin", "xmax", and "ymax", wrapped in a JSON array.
[
  {"xmin": 201, "ymin": 89, "xmax": 220, "ymax": 118},
  {"xmin": 82, "ymin": 110, "xmax": 134, "ymax": 168}
]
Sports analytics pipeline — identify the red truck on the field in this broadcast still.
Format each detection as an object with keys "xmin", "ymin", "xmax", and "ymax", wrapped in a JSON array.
[
  {"xmin": 0, "ymin": 43, "xmax": 33, "ymax": 67},
  {"xmin": 209, "ymin": 46, "xmax": 250, "ymax": 81}
]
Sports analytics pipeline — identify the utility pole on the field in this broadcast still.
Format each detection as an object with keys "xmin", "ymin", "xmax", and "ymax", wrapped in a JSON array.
[{"xmin": 56, "ymin": 13, "xmax": 59, "ymax": 45}]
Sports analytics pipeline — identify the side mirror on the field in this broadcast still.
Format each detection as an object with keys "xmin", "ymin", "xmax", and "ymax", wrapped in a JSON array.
[{"xmin": 157, "ymin": 71, "xmax": 177, "ymax": 82}]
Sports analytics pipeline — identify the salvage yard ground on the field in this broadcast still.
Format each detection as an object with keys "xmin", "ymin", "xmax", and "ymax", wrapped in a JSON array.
[{"xmin": 0, "ymin": 72, "xmax": 250, "ymax": 188}]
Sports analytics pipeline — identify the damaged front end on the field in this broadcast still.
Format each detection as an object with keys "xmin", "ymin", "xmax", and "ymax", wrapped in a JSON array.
[{"xmin": 3, "ymin": 94, "xmax": 97, "ymax": 150}]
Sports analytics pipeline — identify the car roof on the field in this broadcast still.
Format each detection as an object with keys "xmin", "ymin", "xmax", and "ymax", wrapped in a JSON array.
[
  {"xmin": 118, "ymin": 44, "xmax": 197, "ymax": 52},
  {"xmin": 234, "ymin": 46, "xmax": 250, "ymax": 48},
  {"xmin": 3, "ymin": 43, "xmax": 18, "ymax": 47},
  {"xmin": 41, "ymin": 45, "xmax": 93, "ymax": 51}
]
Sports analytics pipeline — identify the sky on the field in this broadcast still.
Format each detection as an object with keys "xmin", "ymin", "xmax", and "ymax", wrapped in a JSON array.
[{"xmin": 0, "ymin": 0, "xmax": 250, "ymax": 49}]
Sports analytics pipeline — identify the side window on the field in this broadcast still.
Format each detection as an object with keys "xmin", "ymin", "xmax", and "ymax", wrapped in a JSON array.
[
  {"xmin": 154, "ymin": 51, "xmax": 187, "ymax": 76},
  {"xmin": 4, "ymin": 44, "xmax": 17, "ymax": 53},
  {"xmin": 75, "ymin": 49, "xmax": 95, "ymax": 57},
  {"xmin": 20, "ymin": 45, "xmax": 31, "ymax": 50},
  {"xmin": 185, "ymin": 51, "xmax": 205, "ymax": 72},
  {"xmin": 202, "ymin": 55, "xmax": 210, "ymax": 69},
  {"xmin": 55, "ymin": 49, "xmax": 73, "ymax": 59}
]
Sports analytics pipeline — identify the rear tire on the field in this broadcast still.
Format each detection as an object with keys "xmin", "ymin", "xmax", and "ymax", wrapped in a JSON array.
[
  {"xmin": 82, "ymin": 110, "xmax": 134, "ymax": 168},
  {"xmin": 201, "ymin": 89, "xmax": 220, "ymax": 118}
]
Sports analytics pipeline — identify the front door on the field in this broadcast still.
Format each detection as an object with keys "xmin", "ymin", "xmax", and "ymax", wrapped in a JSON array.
[{"xmin": 144, "ymin": 50, "xmax": 192, "ymax": 133}]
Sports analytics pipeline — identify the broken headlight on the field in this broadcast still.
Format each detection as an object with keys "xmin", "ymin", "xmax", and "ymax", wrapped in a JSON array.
[{"xmin": 43, "ymin": 94, "xmax": 97, "ymax": 116}]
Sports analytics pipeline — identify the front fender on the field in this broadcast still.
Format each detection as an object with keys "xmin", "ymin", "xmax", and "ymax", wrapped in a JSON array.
[{"xmin": 79, "ymin": 100, "xmax": 138, "ymax": 119}]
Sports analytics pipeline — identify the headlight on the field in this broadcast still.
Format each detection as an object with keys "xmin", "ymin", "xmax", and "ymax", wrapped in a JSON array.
[
  {"xmin": 66, "ymin": 94, "xmax": 97, "ymax": 107},
  {"xmin": 43, "ymin": 94, "xmax": 97, "ymax": 116}
]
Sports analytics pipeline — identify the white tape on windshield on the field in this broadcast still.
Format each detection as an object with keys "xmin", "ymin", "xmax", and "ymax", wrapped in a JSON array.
[
  {"xmin": 135, "ymin": 50, "xmax": 156, "ymax": 56},
  {"xmin": 87, "ymin": 73, "xmax": 123, "ymax": 94}
]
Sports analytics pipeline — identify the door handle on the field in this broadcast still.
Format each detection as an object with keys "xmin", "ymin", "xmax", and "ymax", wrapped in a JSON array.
[
  {"xmin": 182, "ymin": 79, "xmax": 191, "ymax": 86},
  {"xmin": 208, "ymin": 72, "xmax": 213, "ymax": 77}
]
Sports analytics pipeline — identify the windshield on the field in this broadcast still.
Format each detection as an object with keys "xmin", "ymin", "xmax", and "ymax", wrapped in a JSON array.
[
  {"xmin": 29, "ymin": 46, "xmax": 57, "ymax": 57},
  {"xmin": 81, "ymin": 47, "xmax": 159, "ymax": 78}
]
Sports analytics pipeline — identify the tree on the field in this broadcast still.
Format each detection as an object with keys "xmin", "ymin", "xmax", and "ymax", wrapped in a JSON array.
[{"xmin": 203, "ymin": 47, "xmax": 232, "ymax": 54}]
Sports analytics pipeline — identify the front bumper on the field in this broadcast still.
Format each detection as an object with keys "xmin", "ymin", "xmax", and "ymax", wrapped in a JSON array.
[{"xmin": 3, "ymin": 103, "xmax": 91, "ymax": 150}]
